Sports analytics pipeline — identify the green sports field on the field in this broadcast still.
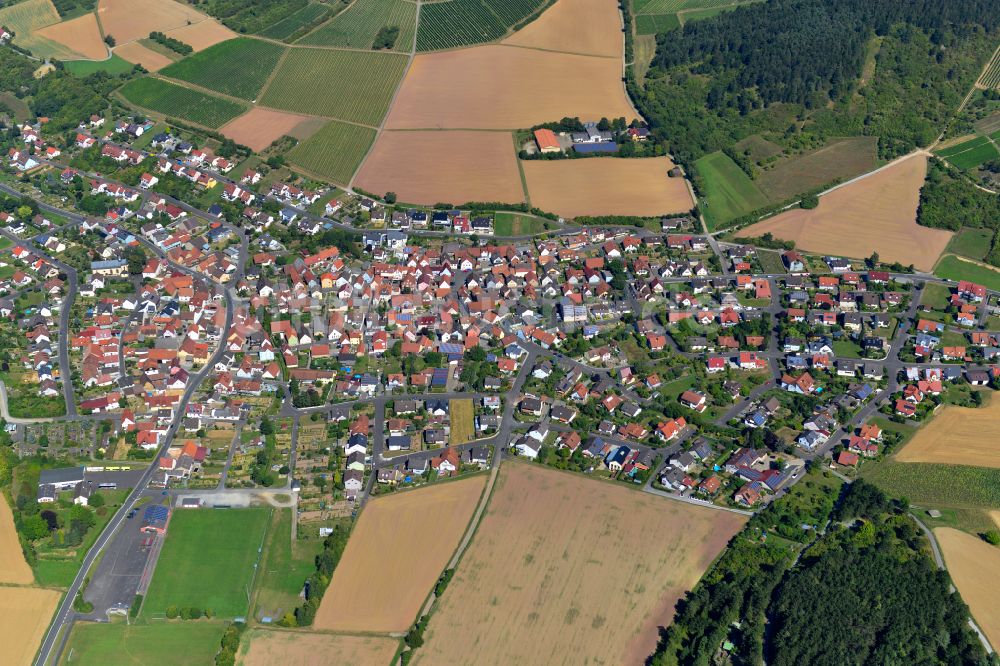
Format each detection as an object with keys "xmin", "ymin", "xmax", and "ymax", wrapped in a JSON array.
[
  {"xmin": 160, "ymin": 38, "xmax": 287, "ymax": 101},
  {"xmin": 695, "ymin": 151, "xmax": 768, "ymax": 230},
  {"xmin": 118, "ymin": 78, "xmax": 249, "ymax": 129},
  {"xmin": 143, "ymin": 508, "xmax": 270, "ymax": 618},
  {"xmin": 62, "ymin": 622, "xmax": 225, "ymax": 665},
  {"xmin": 287, "ymin": 119, "xmax": 376, "ymax": 184},
  {"xmin": 299, "ymin": 0, "xmax": 416, "ymax": 52},
  {"xmin": 258, "ymin": 48, "xmax": 408, "ymax": 125},
  {"xmin": 934, "ymin": 254, "xmax": 1000, "ymax": 292}
]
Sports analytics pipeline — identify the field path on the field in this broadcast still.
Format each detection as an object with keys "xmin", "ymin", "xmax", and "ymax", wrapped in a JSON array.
[
  {"xmin": 348, "ymin": 0, "xmax": 421, "ymax": 188},
  {"xmin": 932, "ymin": 43, "xmax": 1000, "ymax": 149}
]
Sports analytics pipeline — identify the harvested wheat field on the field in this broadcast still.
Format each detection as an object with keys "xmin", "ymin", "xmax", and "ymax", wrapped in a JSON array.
[
  {"xmin": 35, "ymin": 12, "xmax": 107, "ymax": 60},
  {"xmin": 935, "ymin": 528, "xmax": 1000, "ymax": 648},
  {"xmin": 114, "ymin": 41, "xmax": 174, "ymax": 71},
  {"xmin": 97, "ymin": 0, "xmax": 212, "ymax": 46},
  {"xmin": 163, "ymin": 19, "xmax": 236, "ymax": 52},
  {"xmin": 524, "ymin": 156, "xmax": 693, "ymax": 218},
  {"xmin": 355, "ymin": 130, "xmax": 525, "ymax": 205},
  {"xmin": 221, "ymin": 108, "xmax": 323, "ymax": 152},
  {"xmin": 238, "ymin": 628, "xmax": 399, "ymax": 666},
  {"xmin": 896, "ymin": 400, "xmax": 1000, "ymax": 468},
  {"xmin": 0, "ymin": 495, "xmax": 33, "ymax": 585},
  {"xmin": 313, "ymin": 475, "xmax": 487, "ymax": 633},
  {"xmin": 503, "ymin": 0, "xmax": 623, "ymax": 58},
  {"xmin": 385, "ymin": 45, "xmax": 636, "ymax": 130},
  {"xmin": 0, "ymin": 586, "xmax": 59, "ymax": 666},
  {"xmin": 412, "ymin": 462, "xmax": 746, "ymax": 666},
  {"xmin": 739, "ymin": 155, "xmax": 951, "ymax": 271}
]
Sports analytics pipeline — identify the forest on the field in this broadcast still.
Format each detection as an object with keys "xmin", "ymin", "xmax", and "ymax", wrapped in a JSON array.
[
  {"xmin": 917, "ymin": 158, "xmax": 1000, "ymax": 266},
  {"xmin": 648, "ymin": 479, "xmax": 992, "ymax": 666},
  {"xmin": 636, "ymin": 0, "xmax": 999, "ymax": 164}
]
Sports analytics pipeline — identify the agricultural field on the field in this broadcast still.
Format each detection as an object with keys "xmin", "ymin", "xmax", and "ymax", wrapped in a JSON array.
[
  {"xmin": 934, "ymin": 255, "xmax": 1000, "ymax": 293},
  {"xmin": 0, "ymin": 586, "xmax": 60, "ymax": 666},
  {"xmin": 252, "ymin": 510, "xmax": 324, "ymax": 621},
  {"xmin": 160, "ymin": 38, "xmax": 287, "ymax": 101},
  {"xmin": 694, "ymin": 151, "xmax": 768, "ymax": 229},
  {"xmin": 946, "ymin": 227, "xmax": 993, "ymax": 261},
  {"xmin": 861, "ymin": 461, "xmax": 1000, "ymax": 509},
  {"xmin": 354, "ymin": 130, "xmax": 525, "ymax": 205},
  {"xmin": 734, "ymin": 134, "xmax": 784, "ymax": 162},
  {"xmin": 142, "ymin": 508, "xmax": 270, "ymax": 618},
  {"xmin": 895, "ymin": 401, "xmax": 1000, "ymax": 468},
  {"xmin": 935, "ymin": 528, "xmax": 1000, "ymax": 648},
  {"xmin": 412, "ymin": 462, "xmax": 746, "ymax": 665},
  {"xmin": 754, "ymin": 136, "xmax": 879, "ymax": 201},
  {"xmin": 65, "ymin": 54, "xmax": 135, "ymax": 75},
  {"xmin": 0, "ymin": 92, "xmax": 32, "ymax": 122},
  {"xmin": 62, "ymin": 621, "xmax": 226, "ymax": 666},
  {"xmin": 449, "ymin": 398, "xmax": 474, "ymax": 445},
  {"xmin": 0, "ymin": 0, "xmax": 81, "ymax": 60},
  {"xmin": 286, "ymin": 119, "xmax": 376, "ymax": 185},
  {"xmin": 221, "ymin": 108, "xmax": 325, "ymax": 152},
  {"xmin": 259, "ymin": 48, "xmax": 408, "ymax": 125},
  {"xmin": 299, "ymin": 0, "xmax": 416, "ymax": 52},
  {"xmin": 524, "ymin": 157, "xmax": 694, "ymax": 218},
  {"xmin": 161, "ymin": 18, "xmax": 237, "ymax": 51},
  {"xmin": 416, "ymin": 0, "xmax": 547, "ymax": 51},
  {"xmin": 632, "ymin": 0, "xmax": 757, "ymax": 36},
  {"xmin": 34, "ymin": 12, "xmax": 107, "ymax": 60},
  {"xmin": 113, "ymin": 42, "xmax": 176, "ymax": 71},
  {"xmin": 386, "ymin": 45, "xmax": 636, "ymax": 130},
  {"xmin": 118, "ymin": 77, "xmax": 249, "ymax": 128},
  {"xmin": 494, "ymin": 212, "xmax": 547, "ymax": 236},
  {"xmin": 636, "ymin": 13, "xmax": 679, "ymax": 35},
  {"xmin": 934, "ymin": 135, "xmax": 1000, "ymax": 170},
  {"xmin": 96, "ymin": 0, "xmax": 216, "ymax": 46},
  {"xmin": 313, "ymin": 475, "xmax": 486, "ymax": 633},
  {"xmin": 976, "ymin": 47, "xmax": 1000, "ymax": 90},
  {"xmin": 259, "ymin": 2, "xmax": 333, "ymax": 41},
  {"xmin": 0, "ymin": 496, "xmax": 35, "ymax": 585},
  {"xmin": 739, "ymin": 156, "xmax": 952, "ymax": 271},
  {"xmin": 238, "ymin": 629, "xmax": 400, "ymax": 666},
  {"xmin": 504, "ymin": 0, "xmax": 622, "ymax": 58}
]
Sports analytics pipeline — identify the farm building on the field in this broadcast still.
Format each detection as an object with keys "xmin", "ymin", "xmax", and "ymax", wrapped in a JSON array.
[{"xmin": 534, "ymin": 129, "xmax": 561, "ymax": 154}]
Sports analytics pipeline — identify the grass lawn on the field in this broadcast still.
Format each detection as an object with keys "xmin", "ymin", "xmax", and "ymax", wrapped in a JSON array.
[
  {"xmin": 143, "ymin": 508, "xmax": 270, "ymax": 618},
  {"xmin": 919, "ymin": 282, "xmax": 952, "ymax": 309},
  {"xmin": 694, "ymin": 151, "xmax": 768, "ymax": 231},
  {"xmin": 832, "ymin": 339, "xmax": 863, "ymax": 358},
  {"xmin": 65, "ymin": 55, "xmax": 135, "ymax": 76},
  {"xmin": 449, "ymin": 398, "xmax": 474, "ymax": 445},
  {"xmin": 63, "ymin": 620, "xmax": 226, "ymax": 665},
  {"xmin": 252, "ymin": 509, "xmax": 323, "ymax": 621},
  {"xmin": 934, "ymin": 255, "xmax": 1000, "ymax": 292},
  {"xmin": 946, "ymin": 227, "xmax": 993, "ymax": 261},
  {"xmin": 494, "ymin": 212, "xmax": 546, "ymax": 236},
  {"xmin": 757, "ymin": 249, "xmax": 786, "ymax": 275},
  {"xmin": 658, "ymin": 374, "xmax": 696, "ymax": 401}
]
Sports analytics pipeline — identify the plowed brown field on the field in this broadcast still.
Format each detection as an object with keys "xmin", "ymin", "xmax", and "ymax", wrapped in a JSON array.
[
  {"xmin": 385, "ymin": 45, "xmax": 636, "ymax": 130},
  {"xmin": 313, "ymin": 475, "xmax": 487, "ymax": 633},
  {"xmin": 738, "ymin": 155, "xmax": 952, "ymax": 271},
  {"xmin": 220, "ymin": 108, "xmax": 323, "ymax": 151},
  {"xmin": 523, "ymin": 156, "xmax": 693, "ymax": 217},
  {"xmin": 163, "ymin": 19, "xmax": 235, "ymax": 52},
  {"xmin": 936, "ymin": 528, "xmax": 1000, "ymax": 649},
  {"xmin": 114, "ymin": 41, "xmax": 174, "ymax": 71},
  {"xmin": 503, "ymin": 0, "xmax": 623, "ymax": 57},
  {"xmin": 895, "ymin": 400, "xmax": 1000, "ymax": 468},
  {"xmin": 355, "ymin": 130, "xmax": 525, "ymax": 205},
  {"xmin": 35, "ymin": 12, "xmax": 107, "ymax": 60},
  {"xmin": 238, "ymin": 629, "xmax": 399, "ymax": 666},
  {"xmin": 412, "ymin": 462, "xmax": 746, "ymax": 666},
  {"xmin": 97, "ymin": 0, "xmax": 212, "ymax": 45}
]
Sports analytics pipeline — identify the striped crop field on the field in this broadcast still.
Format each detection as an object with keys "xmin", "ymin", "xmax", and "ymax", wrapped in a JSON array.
[
  {"xmin": 259, "ymin": 47, "xmax": 408, "ymax": 125},
  {"xmin": 299, "ymin": 0, "xmax": 416, "ymax": 52},
  {"xmin": 119, "ymin": 78, "xmax": 249, "ymax": 129},
  {"xmin": 160, "ymin": 38, "xmax": 287, "ymax": 101},
  {"xmin": 978, "ymin": 49, "xmax": 1000, "ymax": 90},
  {"xmin": 260, "ymin": 2, "xmax": 334, "ymax": 41},
  {"xmin": 416, "ymin": 0, "xmax": 547, "ymax": 51},
  {"xmin": 636, "ymin": 13, "xmax": 679, "ymax": 34},
  {"xmin": 287, "ymin": 120, "xmax": 376, "ymax": 184},
  {"xmin": 934, "ymin": 135, "xmax": 1000, "ymax": 171}
]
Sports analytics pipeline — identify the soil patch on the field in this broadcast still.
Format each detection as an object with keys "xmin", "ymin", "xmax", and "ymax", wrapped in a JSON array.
[
  {"xmin": 738, "ymin": 155, "xmax": 951, "ymax": 271},
  {"xmin": 523, "ymin": 156, "xmax": 693, "ymax": 218},
  {"xmin": 355, "ymin": 130, "xmax": 525, "ymax": 205}
]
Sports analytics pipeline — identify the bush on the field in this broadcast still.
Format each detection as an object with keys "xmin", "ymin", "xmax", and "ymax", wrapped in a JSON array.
[
  {"xmin": 985, "ymin": 530, "xmax": 1000, "ymax": 546},
  {"xmin": 800, "ymin": 194, "xmax": 819, "ymax": 209},
  {"xmin": 166, "ymin": 605, "xmax": 179, "ymax": 619}
]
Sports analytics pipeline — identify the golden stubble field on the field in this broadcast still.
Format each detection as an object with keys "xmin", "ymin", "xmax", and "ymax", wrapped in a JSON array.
[
  {"xmin": 385, "ymin": 45, "xmax": 636, "ymax": 130},
  {"xmin": 114, "ymin": 41, "xmax": 175, "ymax": 71},
  {"xmin": 739, "ymin": 155, "xmax": 952, "ymax": 271},
  {"xmin": 313, "ymin": 475, "xmax": 487, "ymax": 633},
  {"xmin": 503, "ymin": 0, "xmax": 623, "ymax": 57},
  {"xmin": 161, "ymin": 19, "xmax": 235, "ymax": 52},
  {"xmin": 354, "ymin": 130, "xmax": 525, "ymax": 205},
  {"xmin": 238, "ymin": 628, "xmax": 399, "ymax": 666},
  {"xmin": 220, "ymin": 108, "xmax": 325, "ymax": 152},
  {"xmin": 935, "ymin": 528, "xmax": 1000, "ymax": 648},
  {"xmin": 0, "ymin": 587, "xmax": 60, "ymax": 665},
  {"xmin": 523, "ymin": 156, "xmax": 694, "ymax": 217},
  {"xmin": 0, "ymin": 495, "xmax": 34, "ymax": 585},
  {"xmin": 35, "ymin": 12, "xmax": 107, "ymax": 60},
  {"xmin": 412, "ymin": 462, "xmax": 746, "ymax": 666},
  {"xmin": 97, "ymin": 0, "xmax": 228, "ymax": 48},
  {"xmin": 895, "ymin": 400, "xmax": 1000, "ymax": 468}
]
